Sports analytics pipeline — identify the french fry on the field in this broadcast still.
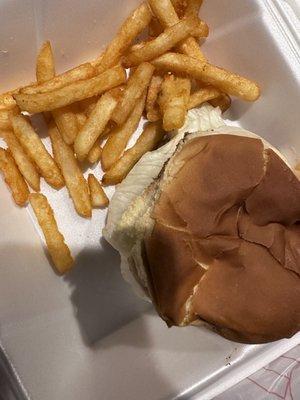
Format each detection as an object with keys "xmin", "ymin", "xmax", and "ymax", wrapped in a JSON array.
[
  {"xmin": 0, "ymin": 93, "xmax": 17, "ymax": 110},
  {"xmin": 36, "ymin": 41, "xmax": 55, "ymax": 83},
  {"xmin": 102, "ymin": 122, "xmax": 164, "ymax": 185},
  {"xmin": 49, "ymin": 121, "xmax": 92, "ymax": 218},
  {"xmin": 79, "ymin": 96, "xmax": 99, "ymax": 116},
  {"xmin": 74, "ymin": 92, "xmax": 117, "ymax": 161},
  {"xmin": 12, "ymin": 115, "xmax": 64, "ymax": 188},
  {"xmin": 209, "ymin": 93, "xmax": 231, "ymax": 112},
  {"xmin": 29, "ymin": 193, "xmax": 74, "ymax": 273},
  {"xmin": 112, "ymin": 62, "xmax": 154, "ymax": 125},
  {"xmin": 124, "ymin": 18, "xmax": 207, "ymax": 66},
  {"xmin": 146, "ymin": 74, "xmax": 163, "ymax": 121},
  {"xmin": 102, "ymin": 91, "xmax": 147, "ymax": 171},
  {"xmin": 0, "ymin": 107, "xmax": 19, "ymax": 130},
  {"xmin": 149, "ymin": 17, "xmax": 163, "ymax": 37},
  {"xmin": 159, "ymin": 75, "xmax": 191, "ymax": 131},
  {"xmin": 76, "ymin": 112, "xmax": 87, "ymax": 129},
  {"xmin": 95, "ymin": 2, "xmax": 152, "ymax": 72},
  {"xmin": 88, "ymin": 174, "xmax": 109, "ymax": 208},
  {"xmin": 185, "ymin": 0, "xmax": 203, "ymax": 18},
  {"xmin": 87, "ymin": 141, "xmax": 102, "ymax": 164},
  {"xmin": 52, "ymin": 106, "xmax": 79, "ymax": 145},
  {"xmin": 148, "ymin": 0, "xmax": 206, "ymax": 61},
  {"xmin": 152, "ymin": 53, "xmax": 261, "ymax": 101},
  {"xmin": 188, "ymin": 85, "xmax": 221, "ymax": 109},
  {"xmin": 21, "ymin": 63, "xmax": 96, "ymax": 94},
  {"xmin": 14, "ymin": 65, "xmax": 126, "ymax": 113},
  {"xmin": 171, "ymin": 0, "xmax": 188, "ymax": 17},
  {"xmin": 3, "ymin": 130, "xmax": 40, "ymax": 191},
  {"xmin": 0, "ymin": 148, "xmax": 29, "ymax": 206}
]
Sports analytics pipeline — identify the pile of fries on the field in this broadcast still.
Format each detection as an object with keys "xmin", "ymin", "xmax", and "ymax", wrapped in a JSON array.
[{"xmin": 0, "ymin": 0, "xmax": 260, "ymax": 274}]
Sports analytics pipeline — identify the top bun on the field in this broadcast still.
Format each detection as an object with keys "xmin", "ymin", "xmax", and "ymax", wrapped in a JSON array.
[{"xmin": 104, "ymin": 106, "xmax": 300, "ymax": 343}]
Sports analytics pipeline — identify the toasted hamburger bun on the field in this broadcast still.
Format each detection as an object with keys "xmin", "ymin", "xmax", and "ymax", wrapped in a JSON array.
[{"xmin": 104, "ymin": 105, "xmax": 300, "ymax": 343}]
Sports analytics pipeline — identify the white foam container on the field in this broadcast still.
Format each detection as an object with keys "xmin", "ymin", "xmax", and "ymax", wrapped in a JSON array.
[{"xmin": 0, "ymin": 0, "xmax": 299, "ymax": 399}]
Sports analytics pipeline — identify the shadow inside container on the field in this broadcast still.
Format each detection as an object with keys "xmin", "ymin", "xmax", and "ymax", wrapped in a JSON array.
[{"xmin": 64, "ymin": 238, "xmax": 151, "ymax": 347}]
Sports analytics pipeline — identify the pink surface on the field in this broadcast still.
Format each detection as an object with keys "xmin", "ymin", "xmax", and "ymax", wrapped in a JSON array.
[{"xmin": 216, "ymin": 345, "xmax": 300, "ymax": 399}]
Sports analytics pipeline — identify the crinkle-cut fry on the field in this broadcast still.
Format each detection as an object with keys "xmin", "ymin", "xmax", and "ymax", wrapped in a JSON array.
[
  {"xmin": 12, "ymin": 115, "xmax": 64, "ymax": 188},
  {"xmin": 49, "ymin": 121, "xmax": 92, "ymax": 218},
  {"xmin": 159, "ymin": 74, "xmax": 191, "ymax": 131},
  {"xmin": 209, "ymin": 93, "xmax": 232, "ymax": 112},
  {"xmin": 74, "ymin": 92, "xmax": 117, "ymax": 161},
  {"xmin": 29, "ymin": 193, "xmax": 74, "ymax": 274},
  {"xmin": 88, "ymin": 174, "xmax": 109, "ymax": 208},
  {"xmin": 146, "ymin": 74, "xmax": 163, "ymax": 121},
  {"xmin": 36, "ymin": 41, "xmax": 55, "ymax": 83},
  {"xmin": 152, "ymin": 53, "xmax": 260, "ymax": 101},
  {"xmin": 124, "ymin": 18, "xmax": 207, "ymax": 67},
  {"xmin": 52, "ymin": 105, "xmax": 79, "ymax": 145},
  {"xmin": 102, "ymin": 122, "xmax": 164, "ymax": 185},
  {"xmin": 102, "ymin": 91, "xmax": 147, "ymax": 171},
  {"xmin": 112, "ymin": 62, "xmax": 154, "ymax": 125},
  {"xmin": 0, "ymin": 148, "xmax": 29, "ymax": 206},
  {"xmin": 21, "ymin": 63, "xmax": 96, "ymax": 94},
  {"xmin": 185, "ymin": 0, "xmax": 203, "ymax": 18},
  {"xmin": 3, "ymin": 130, "xmax": 40, "ymax": 191},
  {"xmin": 188, "ymin": 85, "xmax": 221, "ymax": 109},
  {"xmin": 148, "ymin": 0, "xmax": 206, "ymax": 61},
  {"xmin": 0, "ymin": 107, "xmax": 20, "ymax": 130},
  {"xmin": 95, "ymin": 2, "xmax": 152, "ymax": 72},
  {"xmin": 87, "ymin": 141, "xmax": 103, "ymax": 164},
  {"xmin": 14, "ymin": 65, "xmax": 126, "ymax": 113}
]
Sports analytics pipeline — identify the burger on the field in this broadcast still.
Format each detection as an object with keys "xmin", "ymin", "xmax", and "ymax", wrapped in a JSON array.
[{"xmin": 103, "ymin": 104, "xmax": 300, "ymax": 344}]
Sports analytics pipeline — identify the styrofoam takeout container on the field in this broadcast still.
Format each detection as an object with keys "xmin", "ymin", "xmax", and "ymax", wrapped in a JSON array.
[{"xmin": 0, "ymin": 0, "xmax": 299, "ymax": 399}]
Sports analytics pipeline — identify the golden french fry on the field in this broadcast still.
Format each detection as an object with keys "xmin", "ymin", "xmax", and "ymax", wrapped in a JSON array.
[
  {"xmin": 0, "ymin": 148, "xmax": 29, "ymax": 206},
  {"xmin": 88, "ymin": 174, "xmax": 109, "ymax": 208},
  {"xmin": 152, "ymin": 53, "xmax": 261, "ymax": 101},
  {"xmin": 112, "ymin": 62, "xmax": 154, "ymax": 125},
  {"xmin": 52, "ymin": 105, "xmax": 79, "ymax": 145},
  {"xmin": 95, "ymin": 2, "xmax": 152, "ymax": 72},
  {"xmin": 12, "ymin": 115, "xmax": 64, "ymax": 188},
  {"xmin": 146, "ymin": 74, "xmax": 163, "ymax": 121},
  {"xmin": 159, "ymin": 74, "xmax": 191, "ymax": 131},
  {"xmin": 14, "ymin": 65, "xmax": 126, "ymax": 113},
  {"xmin": 21, "ymin": 63, "xmax": 96, "ymax": 94},
  {"xmin": 188, "ymin": 85, "xmax": 221, "ymax": 109},
  {"xmin": 102, "ymin": 91, "xmax": 147, "ymax": 171},
  {"xmin": 74, "ymin": 92, "xmax": 117, "ymax": 161},
  {"xmin": 0, "ymin": 107, "xmax": 19, "ymax": 130},
  {"xmin": 209, "ymin": 93, "xmax": 231, "ymax": 112},
  {"xmin": 3, "ymin": 130, "xmax": 40, "ymax": 191},
  {"xmin": 148, "ymin": 0, "xmax": 206, "ymax": 61},
  {"xmin": 76, "ymin": 112, "xmax": 87, "ymax": 130},
  {"xmin": 185, "ymin": 0, "xmax": 203, "ymax": 18},
  {"xmin": 171, "ymin": 0, "xmax": 188, "ymax": 17},
  {"xmin": 149, "ymin": 17, "xmax": 163, "ymax": 37},
  {"xmin": 124, "ymin": 18, "xmax": 206, "ymax": 66},
  {"xmin": 29, "ymin": 193, "xmax": 74, "ymax": 273},
  {"xmin": 87, "ymin": 141, "xmax": 102, "ymax": 164},
  {"xmin": 79, "ymin": 96, "xmax": 99, "ymax": 116},
  {"xmin": 36, "ymin": 41, "xmax": 55, "ymax": 83},
  {"xmin": 49, "ymin": 122, "xmax": 92, "ymax": 218},
  {"xmin": 102, "ymin": 122, "xmax": 164, "ymax": 185},
  {"xmin": 0, "ymin": 93, "xmax": 17, "ymax": 110}
]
